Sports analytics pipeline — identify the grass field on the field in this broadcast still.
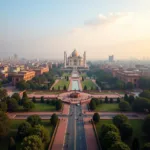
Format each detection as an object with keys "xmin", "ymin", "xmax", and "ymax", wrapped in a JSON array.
[
  {"xmin": 18, "ymin": 103, "xmax": 56, "ymax": 112},
  {"xmin": 81, "ymin": 79, "xmax": 97, "ymax": 90},
  {"xmin": 95, "ymin": 103, "xmax": 120, "ymax": 112},
  {"xmin": 95, "ymin": 119, "xmax": 148, "ymax": 149},
  {"xmin": 53, "ymin": 79, "xmax": 69, "ymax": 90},
  {"xmin": 32, "ymin": 103, "xmax": 56, "ymax": 111},
  {"xmin": 0, "ymin": 120, "xmax": 54, "ymax": 150}
]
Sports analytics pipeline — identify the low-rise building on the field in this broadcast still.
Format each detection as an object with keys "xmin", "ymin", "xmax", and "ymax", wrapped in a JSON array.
[{"xmin": 11, "ymin": 70, "xmax": 35, "ymax": 86}]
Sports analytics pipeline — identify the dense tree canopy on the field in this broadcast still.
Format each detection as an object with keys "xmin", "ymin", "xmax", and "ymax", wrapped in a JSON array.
[
  {"xmin": 27, "ymin": 115, "xmax": 41, "ymax": 127},
  {"xmin": 7, "ymin": 98, "xmax": 19, "ymax": 112},
  {"xmin": 132, "ymin": 97, "xmax": 150, "ymax": 112},
  {"xmin": 31, "ymin": 125, "xmax": 50, "ymax": 144},
  {"xmin": 119, "ymin": 101, "xmax": 130, "ymax": 111},
  {"xmin": 23, "ymin": 100, "xmax": 35, "ymax": 111},
  {"xmin": 0, "ymin": 101, "xmax": 7, "ymax": 112},
  {"xmin": 21, "ymin": 135, "xmax": 44, "ymax": 150},
  {"xmin": 102, "ymin": 131, "xmax": 121, "ymax": 149},
  {"xmin": 120, "ymin": 123, "xmax": 133, "ymax": 140},
  {"xmin": 17, "ymin": 122, "xmax": 31, "ymax": 139},
  {"xmin": 113, "ymin": 114, "xmax": 128, "ymax": 129},
  {"xmin": 109, "ymin": 141, "xmax": 130, "ymax": 150},
  {"xmin": 143, "ymin": 115, "xmax": 150, "ymax": 136},
  {"xmin": 139, "ymin": 90, "xmax": 150, "ymax": 99},
  {"xmin": 0, "ymin": 111, "xmax": 10, "ymax": 137},
  {"xmin": 11, "ymin": 93, "xmax": 21, "ymax": 102},
  {"xmin": 100, "ymin": 123, "xmax": 119, "ymax": 138},
  {"xmin": 139, "ymin": 77, "xmax": 150, "ymax": 89}
]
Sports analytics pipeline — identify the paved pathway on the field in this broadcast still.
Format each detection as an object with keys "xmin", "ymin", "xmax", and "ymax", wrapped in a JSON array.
[
  {"xmin": 84, "ymin": 118, "xmax": 99, "ymax": 150},
  {"xmin": 51, "ymin": 118, "xmax": 68, "ymax": 150}
]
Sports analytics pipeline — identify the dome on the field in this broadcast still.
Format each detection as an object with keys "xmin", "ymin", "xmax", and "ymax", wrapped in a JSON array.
[{"xmin": 72, "ymin": 49, "xmax": 79, "ymax": 57}]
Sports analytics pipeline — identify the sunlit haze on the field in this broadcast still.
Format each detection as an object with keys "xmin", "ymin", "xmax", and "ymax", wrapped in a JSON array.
[{"xmin": 1, "ymin": 0, "xmax": 150, "ymax": 60}]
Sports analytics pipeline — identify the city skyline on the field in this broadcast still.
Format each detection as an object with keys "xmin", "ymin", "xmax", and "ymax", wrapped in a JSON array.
[{"xmin": 1, "ymin": 0, "xmax": 150, "ymax": 59}]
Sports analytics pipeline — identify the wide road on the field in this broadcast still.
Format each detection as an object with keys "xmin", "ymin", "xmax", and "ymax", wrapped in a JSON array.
[
  {"xmin": 76, "ymin": 105, "xmax": 87, "ymax": 150},
  {"xmin": 64, "ymin": 104, "xmax": 87, "ymax": 150},
  {"xmin": 64, "ymin": 104, "xmax": 75, "ymax": 150}
]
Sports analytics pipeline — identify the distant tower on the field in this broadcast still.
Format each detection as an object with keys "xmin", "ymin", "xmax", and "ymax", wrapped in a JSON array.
[
  {"xmin": 64, "ymin": 51, "xmax": 67, "ymax": 68},
  {"xmin": 109, "ymin": 55, "xmax": 114, "ymax": 62},
  {"xmin": 83, "ymin": 51, "xmax": 86, "ymax": 67}
]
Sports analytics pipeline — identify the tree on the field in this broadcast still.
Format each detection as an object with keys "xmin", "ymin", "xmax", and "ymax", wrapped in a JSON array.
[
  {"xmin": 22, "ymin": 91, "xmax": 28, "ymax": 99},
  {"xmin": 139, "ymin": 90, "xmax": 150, "ymax": 99},
  {"xmin": 11, "ymin": 93, "xmax": 21, "ymax": 102},
  {"xmin": 84, "ymin": 85, "xmax": 87, "ymax": 90},
  {"xmin": 89, "ymin": 99, "xmax": 96, "ymax": 110},
  {"xmin": 103, "ymin": 131, "xmax": 121, "ymax": 149},
  {"xmin": 27, "ymin": 115, "xmax": 41, "ymax": 127},
  {"xmin": 58, "ymin": 86, "xmax": 60, "ymax": 90},
  {"xmin": 93, "ymin": 113, "xmax": 100, "ymax": 123},
  {"xmin": 132, "ymin": 97, "xmax": 150, "ymax": 112},
  {"xmin": 113, "ymin": 114, "xmax": 128, "ymax": 129},
  {"xmin": 40, "ymin": 96, "xmax": 44, "ymax": 103},
  {"xmin": 105, "ymin": 96, "xmax": 108, "ymax": 103},
  {"xmin": 46, "ymin": 99, "xmax": 50, "ymax": 104},
  {"xmin": 143, "ymin": 115, "xmax": 150, "ymax": 136},
  {"xmin": 32, "ymin": 96, "xmax": 36, "ymax": 103},
  {"xmin": 8, "ymin": 137, "xmax": 16, "ymax": 150},
  {"xmin": 0, "ymin": 101, "xmax": 7, "ymax": 112},
  {"xmin": 124, "ymin": 94, "xmax": 128, "ymax": 101},
  {"xmin": 95, "ymin": 98, "xmax": 100, "ymax": 105},
  {"xmin": 100, "ymin": 123, "xmax": 119, "ymax": 138},
  {"xmin": 30, "ymin": 125, "xmax": 50, "ymax": 144},
  {"xmin": 143, "ymin": 143, "xmax": 150, "ymax": 150},
  {"xmin": 7, "ymin": 98, "xmax": 19, "ymax": 112},
  {"xmin": 23, "ymin": 100, "xmax": 35, "ymax": 111},
  {"xmin": 126, "ymin": 82, "xmax": 133, "ymax": 90},
  {"xmin": 119, "ymin": 101, "xmax": 130, "ymax": 111},
  {"xmin": 110, "ymin": 98, "xmax": 113, "ymax": 103},
  {"xmin": 109, "ymin": 141, "xmax": 130, "ymax": 150},
  {"xmin": 0, "ymin": 111, "xmax": 10, "ymax": 137},
  {"xmin": 17, "ymin": 122, "xmax": 31, "ymax": 139},
  {"xmin": 132, "ymin": 138, "xmax": 140, "ymax": 150},
  {"xmin": 0, "ymin": 88, "xmax": 8, "ymax": 100},
  {"xmin": 120, "ymin": 123, "xmax": 133, "ymax": 140},
  {"xmin": 50, "ymin": 113, "xmax": 58, "ymax": 126},
  {"xmin": 63, "ymin": 85, "xmax": 67, "ymax": 90},
  {"xmin": 117, "ymin": 97, "xmax": 120, "ymax": 103},
  {"xmin": 55, "ymin": 100, "xmax": 62, "ymax": 110},
  {"xmin": 21, "ymin": 135, "xmax": 44, "ymax": 150},
  {"xmin": 128, "ymin": 95, "xmax": 135, "ymax": 104}
]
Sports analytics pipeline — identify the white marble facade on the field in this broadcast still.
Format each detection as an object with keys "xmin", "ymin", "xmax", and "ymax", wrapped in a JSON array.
[{"xmin": 64, "ymin": 49, "xmax": 86, "ymax": 68}]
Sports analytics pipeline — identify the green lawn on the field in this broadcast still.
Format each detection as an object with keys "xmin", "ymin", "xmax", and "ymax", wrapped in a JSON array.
[
  {"xmin": 95, "ymin": 103, "xmax": 120, "ymax": 112},
  {"xmin": 53, "ymin": 79, "xmax": 69, "ymax": 90},
  {"xmin": 18, "ymin": 103, "xmax": 56, "ymax": 112},
  {"xmin": 81, "ymin": 79, "xmax": 97, "ymax": 90},
  {"xmin": 96, "ymin": 119, "xmax": 148, "ymax": 149},
  {"xmin": 0, "ymin": 120, "xmax": 54, "ymax": 150},
  {"xmin": 32, "ymin": 103, "xmax": 56, "ymax": 112}
]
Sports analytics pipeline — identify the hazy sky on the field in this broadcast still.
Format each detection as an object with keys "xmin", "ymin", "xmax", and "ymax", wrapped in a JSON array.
[{"xmin": 1, "ymin": 0, "xmax": 150, "ymax": 60}]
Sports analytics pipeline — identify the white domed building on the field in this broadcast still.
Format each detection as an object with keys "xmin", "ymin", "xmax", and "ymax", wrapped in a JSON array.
[{"xmin": 64, "ymin": 49, "xmax": 87, "ymax": 68}]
